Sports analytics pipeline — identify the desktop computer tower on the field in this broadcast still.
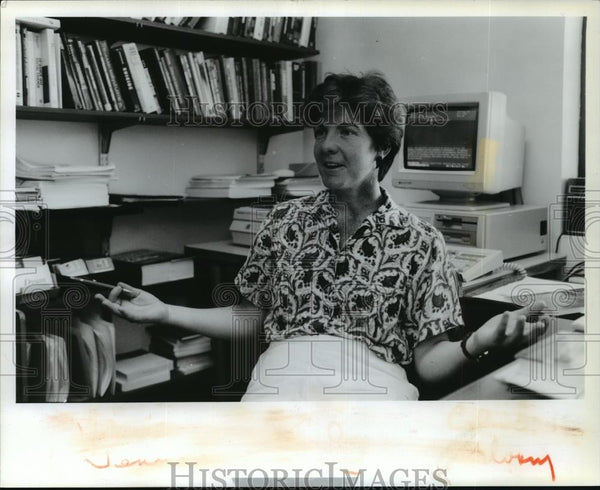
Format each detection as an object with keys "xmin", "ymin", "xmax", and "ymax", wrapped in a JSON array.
[{"xmin": 403, "ymin": 204, "xmax": 548, "ymax": 260}]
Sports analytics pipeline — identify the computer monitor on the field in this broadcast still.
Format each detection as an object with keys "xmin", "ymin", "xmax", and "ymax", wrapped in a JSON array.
[{"xmin": 392, "ymin": 91, "xmax": 525, "ymax": 208}]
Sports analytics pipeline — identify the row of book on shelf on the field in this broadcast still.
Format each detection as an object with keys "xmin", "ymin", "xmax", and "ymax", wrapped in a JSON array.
[
  {"xmin": 16, "ymin": 247, "xmax": 212, "ymax": 398},
  {"xmin": 16, "ymin": 16, "xmax": 320, "ymax": 121},
  {"xmin": 136, "ymin": 16, "xmax": 317, "ymax": 48}
]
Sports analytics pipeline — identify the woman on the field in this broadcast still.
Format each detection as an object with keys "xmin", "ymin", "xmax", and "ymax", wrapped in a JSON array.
[{"xmin": 97, "ymin": 72, "xmax": 548, "ymax": 401}]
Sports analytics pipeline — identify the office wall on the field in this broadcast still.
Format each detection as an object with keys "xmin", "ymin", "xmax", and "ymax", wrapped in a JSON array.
[
  {"xmin": 313, "ymin": 16, "xmax": 582, "ymax": 251},
  {"xmin": 16, "ymin": 116, "xmax": 258, "ymax": 254}
]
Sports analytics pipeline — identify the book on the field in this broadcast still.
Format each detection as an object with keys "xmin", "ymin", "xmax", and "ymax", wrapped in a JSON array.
[
  {"xmin": 205, "ymin": 57, "xmax": 226, "ymax": 108},
  {"xmin": 70, "ymin": 316, "xmax": 99, "ymax": 398},
  {"xmin": 139, "ymin": 48, "xmax": 171, "ymax": 113},
  {"xmin": 109, "ymin": 193, "xmax": 184, "ymax": 204},
  {"xmin": 58, "ymin": 37, "xmax": 82, "ymax": 109},
  {"xmin": 16, "ymin": 24, "xmax": 23, "ymax": 105},
  {"xmin": 117, "ymin": 369, "xmax": 171, "ymax": 392},
  {"xmin": 86, "ymin": 44, "xmax": 113, "ymax": 111},
  {"xmin": 40, "ymin": 28, "xmax": 58, "ymax": 107},
  {"xmin": 76, "ymin": 38, "xmax": 103, "ymax": 110},
  {"xmin": 27, "ymin": 30, "xmax": 44, "ymax": 107},
  {"xmin": 299, "ymin": 17, "xmax": 312, "ymax": 47},
  {"xmin": 187, "ymin": 179, "xmax": 275, "ymax": 189},
  {"xmin": 198, "ymin": 17, "xmax": 229, "ymax": 34},
  {"xmin": 120, "ymin": 42, "xmax": 160, "ymax": 113},
  {"xmin": 162, "ymin": 49, "xmax": 189, "ymax": 111},
  {"xmin": 111, "ymin": 249, "xmax": 194, "ymax": 286},
  {"xmin": 96, "ymin": 40, "xmax": 127, "ymax": 111},
  {"xmin": 187, "ymin": 52, "xmax": 211, "ymax": 117},
  {"xmin": 150, "ymin": 336, "xmax": 212, "ymax": 358},
  {"xmin": 116, "ymin": 351, "xmax": 173, "ymax": 380},
  {"xmin": 16, "ymin": 17, "xmax": 61, "ymax": 30},
  {"xmin": 220, "ymin": 57, "xmax": 241, "ymax": 120},
  {"xmin": 157, "ymin": 52, "xmax": 180, "ymax": 111},
  {"xmin": 55, "ymin": 33, "xmax": 62, "ymax": 108},
  {"xmin": 253, "ymin": 17, "xmax": 266, "ymax": 40},
  {"xmin": 178, "ymin": 53, "xmax": 202, "ymax": 116},
  {"xmin": 110, "ymin": 46, "xmax": 142, "ymax": 112},
  {"xmin": 141, "ymin": 57, "xmax": 163, "ymax": 114},
  {"xmin": 148, "ymin": 324, "xmax": 208, "ymax": 342},
  {"xmin": 185, "ymin": 186, "xmax": 273, "ymax": 199},
  {"xmin": 91, "ymin": 41, "xmax": 117, "ymax": 111},
  {"xmin": 62, "ymin": 33, "xmax": 93, "ymax": 110},
  {"xmin": 174, "ymin": 353, "xmax": 213, "ymax": 376}
]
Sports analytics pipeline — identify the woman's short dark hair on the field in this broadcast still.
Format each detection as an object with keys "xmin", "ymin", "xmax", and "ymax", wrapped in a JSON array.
[{"xmin": 304, "ymin": 71, "xmax": 404, "ymax": 181}]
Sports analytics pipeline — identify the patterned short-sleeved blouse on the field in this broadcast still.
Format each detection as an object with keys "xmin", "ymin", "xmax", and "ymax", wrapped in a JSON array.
[{"xmin": 234, "ymin": 188, "xmax": 463, "ymax": 365}]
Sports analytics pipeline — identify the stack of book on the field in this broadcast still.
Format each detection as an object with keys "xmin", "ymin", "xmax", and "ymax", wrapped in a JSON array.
[
  {"xmin": 149, "ymin": 326, "xmax": 213, "ymax": 376},
  {"xmin": 186, "ymin": 174, "xmax": 276, "ymax": 199},
  {"xmin": 116, "ymin": 352, "xmax": 174, "ymax": 392},
  {"xmin": 16, "ymin": 156, "xmax": 114, "ymax": 209},
  {"xmin": 16, "ymin": 17, "xmax": 320, "ymax": 122},
  {"xmin": 139, "ymin": 17, "xmax": 317, "ymax": 48},
  {"xmin": 230, "ymin": 205, "xmax": 273, "ymax": 246}
]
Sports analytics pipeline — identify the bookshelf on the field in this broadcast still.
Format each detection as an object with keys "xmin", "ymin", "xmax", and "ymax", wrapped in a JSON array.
[
  {"xmin": 58, "ymin": 17, "xmax": 319, "ymax": 61},
  {"xmin": 16, "ymin": 17, "xmax": 319, "ymax": 161},
  {"xmin": 15, "ymin": 16, "xmax": 320, "ymax": 402}
]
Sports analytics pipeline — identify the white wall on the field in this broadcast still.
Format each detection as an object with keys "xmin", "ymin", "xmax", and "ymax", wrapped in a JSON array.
[{"xmin": 17, "ymin": 118, "xmax": 259, "ymax": 253}]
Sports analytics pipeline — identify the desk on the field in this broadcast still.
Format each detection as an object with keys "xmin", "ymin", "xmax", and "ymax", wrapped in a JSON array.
[{"xmin": 443, "ymin": 317, "xmax": 585, "ymax": 400}]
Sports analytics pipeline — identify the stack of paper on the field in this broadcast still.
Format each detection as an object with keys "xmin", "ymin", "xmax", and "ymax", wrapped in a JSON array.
[
  {"xmin": 16, "ymin": 156, "xmax": 115, "ymax": 209},
  {"xmin": 274, "ymin": 176, "xmax": 325, "ymax": 198},
  {"xmin": 19, "ymin": 330, "xmax": 69, "ymax": 403},
  {"xmin": 43, "ymin": 334, "xmax": 70, "ymax": 402},
  {"xmin": 493, "ymin": 329, "xmax": 585, "ymax": 399},
  {"xmin": 185, "ymin": 174, "xmax": 276, "ymax": 199},
  {"xmin": 116, "ymin": 352, "xmax": 174, "ymax": 392},
  {"xmin": 475, "ymin": 277, "xmax": 584, "ymax": 315},
  {"xmin": 230, "ymin": 205, "xmax": 273, "ymax": 246},
  {"xmin": 70, "ymin": 309, "xmax": 116, "ymax": 399}
]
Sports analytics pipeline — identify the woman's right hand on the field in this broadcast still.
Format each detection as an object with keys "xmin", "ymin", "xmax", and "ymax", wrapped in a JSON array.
[{"xmin": 95, "ymin": 282, "xmax": 169, "ymax": 324}]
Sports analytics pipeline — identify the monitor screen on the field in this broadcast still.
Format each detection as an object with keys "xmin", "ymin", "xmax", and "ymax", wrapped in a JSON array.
[{"xmin": 404, "ymin": 103, "xmax": 479, "ymax": 171}]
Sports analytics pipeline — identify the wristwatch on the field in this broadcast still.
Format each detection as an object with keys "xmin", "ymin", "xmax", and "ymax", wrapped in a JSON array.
[{"xmin": 460, "ymin": 331, "xmax": 489, "ymax": 362}]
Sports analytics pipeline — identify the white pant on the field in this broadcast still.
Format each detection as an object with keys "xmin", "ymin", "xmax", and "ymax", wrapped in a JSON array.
[{"xmin": 242, "ymin": 335, "xmax": 419, "ymax": 401}]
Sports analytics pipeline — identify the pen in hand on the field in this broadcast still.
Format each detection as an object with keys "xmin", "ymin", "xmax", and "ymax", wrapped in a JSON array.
[{"xmin": 57, "ymin": 275, "xmax": 137, "ymax": 298}]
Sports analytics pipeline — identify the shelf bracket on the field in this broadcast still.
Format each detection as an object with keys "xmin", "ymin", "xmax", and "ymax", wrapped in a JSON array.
[
  {"xmin": 98, "ymin": 121, "xmax": 138, "ymax": 166},
  {"xmin": 256, "ymin": 129, "xmax": 273, "ymax": 174}
]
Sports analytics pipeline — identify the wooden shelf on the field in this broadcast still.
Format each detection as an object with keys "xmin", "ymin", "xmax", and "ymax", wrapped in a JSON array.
[
  {"xmin": 58, "ymin": 17, "xmax": 319, "ymax": 61},
  {"xmin": 16, "ymin": 106, "xmax": 307, "ymax": 134},
  {"xmin": 15, "ymin": 203, "xmax": 134, "ymax": 216}
]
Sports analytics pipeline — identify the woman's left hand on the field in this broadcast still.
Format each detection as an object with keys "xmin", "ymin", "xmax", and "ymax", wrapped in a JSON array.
[{"xmin": 467, "ymin": 302, "xmax": 550, "ymax": 356}]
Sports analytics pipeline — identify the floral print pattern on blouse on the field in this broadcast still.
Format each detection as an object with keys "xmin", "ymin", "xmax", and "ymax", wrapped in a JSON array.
[{"xmin": 235, "ymin": 188, "xmax": 463, "ymax": 365}]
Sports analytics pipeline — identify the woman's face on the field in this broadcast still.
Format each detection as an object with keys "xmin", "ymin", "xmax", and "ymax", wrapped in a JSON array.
[{"xmin": 313, "ymin": 110, "xmax": 378, "ymax": 192}]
